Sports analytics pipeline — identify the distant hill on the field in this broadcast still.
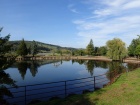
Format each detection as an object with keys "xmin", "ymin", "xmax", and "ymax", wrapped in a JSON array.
[{"xmin": 9, "ymin": 40, "xmax": 77, "ymax": 53}]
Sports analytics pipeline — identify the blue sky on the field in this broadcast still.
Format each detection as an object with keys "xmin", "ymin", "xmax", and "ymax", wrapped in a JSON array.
[{"xmin": 0, "ymin": 0, "xmax": 140, "ymax": 48}]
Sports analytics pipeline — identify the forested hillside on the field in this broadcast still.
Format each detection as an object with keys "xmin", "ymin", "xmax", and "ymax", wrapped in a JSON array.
[{"xmin": 9, "ymin": 40, "xmax": 77, "ymax": 53}]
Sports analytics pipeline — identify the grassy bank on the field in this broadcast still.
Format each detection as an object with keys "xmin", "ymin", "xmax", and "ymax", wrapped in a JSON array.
[{"xmin": 34, "ymin": 68, "xmax": 140, "ymax": 105}]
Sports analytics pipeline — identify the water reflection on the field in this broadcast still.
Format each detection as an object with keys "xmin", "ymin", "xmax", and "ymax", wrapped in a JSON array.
[
  {"xmin": 0, "ymin": 59, "xmax": 17, "ymax": 104},
  {"xmin": 86, "ymin": 60, "xmax": 95, "ymax": 76},
  {"xmin": 53, "ymin": 60, "xmax": 63, "ymax": 68},
  {"xmin": 72, "ymin": 60, "xmax": 108, "ymax": 76},
  {"xmin": 29, "ymin": 61, "xmax": 39, "ymax": 77},
  {"xmin": 11, "ymin": 60, "xmax": 140, "ymax": 81},
  {"xmin": 127, "ymin": 63, "xmax": 140, "ymax": 71},
  {"xmin": 17, "ymin": 61, "xmax": 40, "ymax": 79},
  {"xmin": 17, "ymin": 62, "xmax": 28, "ymax": 80},
  {"xmin": 94, "ymin": 61, "xmax": 108, "ymax": 69},
  {"xmin": 16, "ymin": 60, "xmax": 63, "ymax": 79},
  {"xmin": 2, "ymin": 59, "xmax": 140, "ymax": 105}
]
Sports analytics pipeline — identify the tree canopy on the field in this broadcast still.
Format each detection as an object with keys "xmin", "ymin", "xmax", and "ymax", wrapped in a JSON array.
[
  {"xmin": 98, "ymin": 46, "xmax": 107, "ymax": 56},
  {"xmin": 106, "ymin": 38, "xmax": 127, "ymax": 60},
  {"xmin": 17, "ymin": 39, "xmax": 28, "ymax": 56},
  {"xmin": 0, "ymin": 27, "xmax": 11, "ymax": 57},
  {"xmin": 128, "ymin": 35, "xmax": 140, "ymax": 56},
  {"xmin": 86, "ymin": 39, "xmax": 94, "ymax": 56},
  {"xmin": 135, "ymin": 45, "xmax": 140, "ymax": 58}
]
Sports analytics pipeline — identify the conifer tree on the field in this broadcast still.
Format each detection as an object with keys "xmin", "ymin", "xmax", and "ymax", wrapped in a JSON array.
[
  {"xmin": 86, "ymin": 39, "xmax": 94, "ymax": 56},
  {"xmin": 0, "ymin": 27, "xmax": 11, "ymax": 57},
  {"xmin": 17, "ymin": 39, "xmax": 28, "ymax": 56}
]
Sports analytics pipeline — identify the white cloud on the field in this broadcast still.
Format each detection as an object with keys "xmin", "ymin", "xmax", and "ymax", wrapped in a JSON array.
[
  {"xmin": 93, "ymin": 9, "xmax": 114, "ymax": 16},
  {"xmin": 73, "ymin": 0, "xmax": 140, "ymax": 47},
  {"xmin": 123, "ymin": 0, "xmax": 140, "ymax": 9},
  {"xmin": 68, "ymin": 4, "xmax": 80, "ymax": 14},
  {"xmin": 102, "ymin": 0, "xmax": 127, "ymax": 7}
]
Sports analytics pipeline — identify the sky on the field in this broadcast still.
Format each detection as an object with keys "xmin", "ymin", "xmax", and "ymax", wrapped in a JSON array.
[{"xmin": 0, "ymin": 0, "xmax": 140, "ymax": 48}]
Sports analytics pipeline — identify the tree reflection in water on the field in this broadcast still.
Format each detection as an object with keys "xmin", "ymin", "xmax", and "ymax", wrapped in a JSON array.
[
  {"xmin": 17, "ymin": 61, "xmax": 40, "ymax": 79},
  {"xmin": 0, "ymin": 58, "xmax": 17, "ymax": 105},
  {"xmin": 72, "ymin": 60, "xmax": 109, "ymax": 76},
  {"xmin": 29, "ymin": 61, "xmax": 39, "ymax": 77},
  {"xmin": 86, "ymin": 60, "xmax": 95, "ymax": 76},
  {"xmin": 105, "ymin": 62, "xmax": 134, "ymax": 83},
  {"xmin": 17, "ymin": 62, "xmax": 28, "ymax": 80},
  {"xmin": 1, "ymin": 59, "xmax": 140, "ymax": 104}
]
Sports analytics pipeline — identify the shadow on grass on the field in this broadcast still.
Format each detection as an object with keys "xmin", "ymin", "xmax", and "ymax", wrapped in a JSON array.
[{"xmin": 32, "ymin": 89, "xmax": 109, "ymax": 105}]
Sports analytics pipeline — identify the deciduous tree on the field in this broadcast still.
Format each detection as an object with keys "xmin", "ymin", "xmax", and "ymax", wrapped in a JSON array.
[
  {"xmin": 128, "ymin": 35, "xmax": 140, "ymax": 56},
  {"xmin": 135, "ymin": 45, "xmax": 140, "ymax": 59},
  {"xmin": 106, "ymin": 38, "xmax": 127, "ymax": 60},
  {"xmin": 98, "ymin": 46, "xmax": 107, "ymax": 56}
]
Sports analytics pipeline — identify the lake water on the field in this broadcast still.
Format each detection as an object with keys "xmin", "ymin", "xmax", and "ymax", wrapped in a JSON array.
[{"xmin": 1, "ymin": 59, "xmax": 139, "ymax": 105}]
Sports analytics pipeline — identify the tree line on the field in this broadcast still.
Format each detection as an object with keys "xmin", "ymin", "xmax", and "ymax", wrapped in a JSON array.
[
  {"xmin": 16, "ymin": 39, "xmax": 38, "ymax": 57},
  {"xmin": 85, "ymin": 36, "xmax": 140, "ymax": 60},
  {"xmin": 1, "ymin": 27, "xmax": 140, "ymax": 60}
]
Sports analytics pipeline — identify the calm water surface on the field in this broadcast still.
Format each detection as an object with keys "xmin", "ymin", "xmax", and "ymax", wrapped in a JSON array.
[
  {"xmin": 5, "ymin": 60, "xmax": 110, "ymax": 86},
  {"xmin": 1, "ymin": 59, "xmax": 139, "ymax": 105}
]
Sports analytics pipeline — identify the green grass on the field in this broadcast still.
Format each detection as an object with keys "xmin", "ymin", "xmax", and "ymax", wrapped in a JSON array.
[{"xmin": 33, "ymin": 68, "xmax": 140, "ymax": 105}]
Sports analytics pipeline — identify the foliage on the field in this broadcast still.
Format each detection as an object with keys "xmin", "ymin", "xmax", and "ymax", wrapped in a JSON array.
[
  {"xmin": 0, "ymin": 27, "xmax": 11, "ymax": 57},
  {"xmin": 128, "ymin": 35, "xmax": 140, "ymax": 56},
  {"xmin": 86, "ymin": 39, "xmax": 94, "ymax": 56},
  {"xmin": 10, "ymin": 40, "xmax": 77, "ymax": 54},
  {"xmin": 135, "ymin": 45, "xmax": 140, "ymax": 58},
  {"xmin": 17, "ymin": 39, "xmax": 28, "ymax": 56},
  {"xmin": 55, "ymin": 49, "xmax": 62, "ymax": 56},
  {"xmin": 74, "ymin": 49, "xmax": 86, "ymax": 56},
  {"xmin": 0, "ymin": 56, "xmax": 16, "ymax": 103},
  {"xmin": 30, "ymin": 40, "xmax": 38, "ymax": 56},
  {"xmin": 106, "ymin": 38, "xmax": 127, "ymax": 60},
  {"xmin": 98, "ymin": 46, "xmax": 107, "ymax": 56},
  {"xmin": 94, "ymin": 47, "xmax": 99, "ymax": 56}
]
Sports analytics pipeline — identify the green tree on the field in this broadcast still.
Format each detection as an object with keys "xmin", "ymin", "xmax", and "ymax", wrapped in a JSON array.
[
  {"xmin": 27, "ymin": 45, "xmax": 31, "ymax": 55},
  {"xmin": 56, "ymin": 49, "xmax": 63, "ymax": 56},
  {"xmin": 86, "ymin": 39, "xmax": 94, "ymax": 56},
  {"xmin": 128, "ymin": 35, "xmax": 140, "ymax": 56},
  {"xmin": 106, "ymin": 38, "xmax": 127, "ymax": 60},
  {"xmin": 0, "ymin": 27, "xmax": 11, "ymax": 57},
  {"xmin": 98, "ymin": 46, "xmax": 107, "ymax": 56},
  {"xmin": 17, "ymin": 39, "xmax": 28, "ymax": 56},
  {"xmin": 31, "ymin": 40, "xmax": 38, "ymax": 57},
  {"xmin": 0, "ymin": 27, "xmax": 17, "ymax": 104},
  {"xmin": 94, "ymin": 47, "xmax": 99, "ymax": 56},
  {"xmin": 76, "ymin": 49, "xmax": 85, "ymax": 56},
  {"xmin": 135, "ymin": 45, "xmax": 140, "ymax": 59}
]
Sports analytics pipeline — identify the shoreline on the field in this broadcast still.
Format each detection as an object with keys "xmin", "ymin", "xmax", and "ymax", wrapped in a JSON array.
[{"xmin": 14, "ymin": 56, "xmax": 140, "ymax": 64}]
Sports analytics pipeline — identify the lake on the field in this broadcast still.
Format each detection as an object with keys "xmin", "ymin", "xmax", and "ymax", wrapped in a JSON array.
[{"xmin": 1, "ymin": 59, "xmax": 139, "ymax": 105}]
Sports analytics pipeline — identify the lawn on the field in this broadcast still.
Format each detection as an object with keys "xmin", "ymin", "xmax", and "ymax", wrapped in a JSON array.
[{"xmin": 34, "ymin": 68, "xmax": 140, "ymax": 105}]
